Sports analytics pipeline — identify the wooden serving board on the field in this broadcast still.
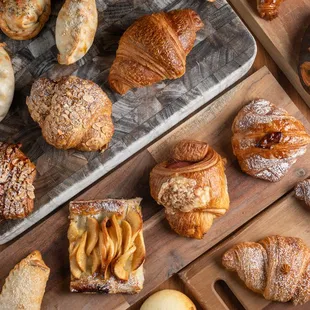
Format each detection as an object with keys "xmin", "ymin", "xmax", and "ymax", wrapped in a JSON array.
[
  {"xmin": 179, "ymin": 192, "xmax": 310, "ymax": 310},
  {"xmin": 229, "ymin": 0, "xmax": 310, "ymax": 106},
  {"xmin": 0, "ymin": 0, "xmax": 256, "ymax": 244},
  {"xmin": 0, "ymin": 67, "xmax": 309, "ymax": 310}
]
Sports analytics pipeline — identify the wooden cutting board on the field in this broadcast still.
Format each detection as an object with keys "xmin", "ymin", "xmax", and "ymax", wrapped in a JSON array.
[
  {"xmin": 0, "ymin": 67, "xmax": 309, "ymax": 310},
  {"xmin": 0, "ymin": 0, "xmax": 256, "ymax": 244},
  {"xmin": 179, "ymin": 192, "xmax": 310, "ymax": 310},
  {"xmin": 229, "ymin": 0, "xmax": 310, "ymax": 106}
]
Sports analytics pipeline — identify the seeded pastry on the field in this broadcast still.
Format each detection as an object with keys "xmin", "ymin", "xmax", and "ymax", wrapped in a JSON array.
[
  {"xmin": 0, "ymin": 0, "xmax": 51, "ymax": 40},
  {"xmin": 56, "ymin": 0, "xmax": 98, "ymax": 65},
  {"xmin": 0, "ymin": 44, "xmax": 14, "ymax": 122},
  {"xmin": 68, "ymin": 198, "xmax": 145, "ymax": 293},
  {"xmin": 0, "ymin": 143, "xmax": 36, "ymax": 219}
]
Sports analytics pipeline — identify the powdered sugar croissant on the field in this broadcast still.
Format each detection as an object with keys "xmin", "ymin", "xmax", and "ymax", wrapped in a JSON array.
[
  {"xmin": 295, "ymin": 178, "xmax": 310, "ymax": 207},
  {"xmin": 232, "ymin": 99, "xmax": 310, "ymax": 182},
  {"xmin": 108, "ymin": 9, "xmax": 204, "ymax": 94},
  {"xmin": 150, "ymin": 140, "xmax": 229, "ymax": 239},
  {"xmin": 223, "ymin": 235, "xmax": 310, "ymax": 305}
]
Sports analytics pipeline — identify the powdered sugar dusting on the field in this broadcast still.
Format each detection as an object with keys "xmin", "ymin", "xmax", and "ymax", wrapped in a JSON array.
[{"xmin": 295, "ymin": 179, "xmax": 310, "ymax": 207}]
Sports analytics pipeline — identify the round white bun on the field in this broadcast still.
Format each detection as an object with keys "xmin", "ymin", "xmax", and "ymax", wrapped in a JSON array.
[{"xmin": 140, "ymin": 289, "xmax": 196, "ymax": 310}]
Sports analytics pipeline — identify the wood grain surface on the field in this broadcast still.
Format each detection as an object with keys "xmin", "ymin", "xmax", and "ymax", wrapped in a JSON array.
[
  {"xmin": 0, "ymin": 0, "xmax": 256, "ymax": 244},
  {"xmin": 0, "ymin": 67, "xmax": 309, "ymax": 309},
  {"xmin": 229, "ymin": 0, "xmax": 310, "ymax": 106},
  {"xmin": 179, "ymin": 192, "xmax": 310, "ymax": 310}
]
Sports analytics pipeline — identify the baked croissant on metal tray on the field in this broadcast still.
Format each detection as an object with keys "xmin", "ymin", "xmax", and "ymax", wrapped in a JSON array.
[
  {"xmin": 150, "ymin": 140, "xmax": 230, "ymax": 239},
  {"xmin": 223, "ymin": 235, "xmax": 310, "ymax": 305},
  {"xmin": 257, "ymin": 0, "xmax": 284, "ymax": 20},
  {"xmin": 232, "ymin": 99, "xmax": 310, "ymax": 182},
  {"xmin": 108, "ymin": 9, "xmax": 204, "ymax": 94},
  {"xmin": 0, "ymin": 0, "xmax": 51, "ymax": 40}
]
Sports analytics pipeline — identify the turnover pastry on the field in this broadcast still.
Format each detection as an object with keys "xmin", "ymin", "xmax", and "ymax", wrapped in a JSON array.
[
  {"xmin": 0, "ymin": 0, "xmax": 51, "ymax": 40},
  {"xmin": 68, "ymin": 198, "xmax": 145, "ymax": 293},
  {"xmin": 295, "ymin": 179, "xmax": 310, "ymax": 207},
  {"xmin": 223, "ymin": 235, "xmax": 310, "ymax": 305},
  {"xmin": 150, "ymin": 140, "xmax": 229, "ymax": 239},
  {"xmin": 232, "ymin": 99, "xmax": 310, "ymax": 182},
  {"xmin": 0, "ymin": 142, "xmax": 36, "ymax": 219},
  {"xmin": 26, "ymin": 76, "xmax": 114, "ymax": 151},
  {"xmin": 108, "ymin": 9, "xmax": 204, "ymax": 94},
  {"xmin": 0, "ymin": 251, "xmax": 50, "ymax": 310},
  {"xmin": 0, "ymin": 44, "xmax": 14, "ymax": 122},
  {"xmin": 56, "ymin": 0, "xmax": 98, "ymax": 65},
  {"xmin": 257, "ymin": 0, "xmax": 284, "ymax": 20}
]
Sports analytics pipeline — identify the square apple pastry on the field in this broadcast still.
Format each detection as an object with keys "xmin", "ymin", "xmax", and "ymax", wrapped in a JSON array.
[{"xmin": 68, "ymin": 198, "xmax": 145, "ymax": 293}]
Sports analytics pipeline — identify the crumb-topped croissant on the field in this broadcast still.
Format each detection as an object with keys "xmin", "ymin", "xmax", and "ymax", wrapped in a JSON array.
[
  {"xmin": 26, "ymin": 76, "xmax": 114, "ymax": 151},
  {"xmin": 108, "ymin": 9, "xmax": 204, "ymax": 94},
  {"xmin": 0, "ymin": 0, "xmax": 51, "ymax": 40},
  {"xmin": 150, "ymin": 140, "xmax": 229, "ymax": 239},
  {"xmin": 257, "ymin": 0, "xmax": 284, "ymax": 20},
  {"xmin": 232, "ymin": 99, "xmax": 310, "ymax": 182},
  {"xmin": 223, "ymin": 235, "xmax": 310, "ymax": 305}
]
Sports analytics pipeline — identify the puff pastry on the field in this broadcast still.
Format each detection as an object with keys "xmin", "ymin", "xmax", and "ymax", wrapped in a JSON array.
[
  {"xmin": 108, "ymin": 9, "xmax": 204, "ymax": 94},
  {"xmin": 0, "ymin": 44, "xmax": 14, "ymax": 122},
  {"xmin": 295, "ymin": 178, "xmax": 310, "ymax": 207},
  {"xmin": 26, "ymin": 76, "xmax": 114, "ymax": 151},
  {"xmin": 0, "ymin": 142, "xmax": 36, "ymax": 219},
  {"xmin": 0, "ymin": 0, "xmax": 51, "ymax": 40},
  {"xmin": 232, "ymin": 99, "xmax": 310, "ymax": 182},
  {"xmin": 150, "ymin": 140, "xmax": 229, "ymax": 239},
  {"xmin": 223, "ymin": 235, "xmax": 310, "ymax": 305},
  {"xmin": 0, "ymin": 251, "xmax": 50, "ymax": 310},
  {"xmin": 257, "ymin": 0, "xmax": 284, "ymax": 20},
  {"xmin": 56, "ymin": 0, "xmax": 98, "ymax": 65},
  {"xmin": 68, "ymin": 198, "xmax": 145, "ymax": 293}
]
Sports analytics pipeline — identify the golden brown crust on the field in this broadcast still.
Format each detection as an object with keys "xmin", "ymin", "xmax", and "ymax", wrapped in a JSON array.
[
  {"xmin": 257, "ymin": 0, "xmax": 284, "ymax": 20},
  {"xmin": 232, "ymin": 99, "xmax": 310, "ymax": 182},
  {"xmin": 0, "ymin": 142, "xmax": 36, "ymax": 219},
  {"xmin": 26, "ymin": 76, "xmax": 114, "ymax": 151},
  {"xmin": 108, "ymin": 9, "xmax": 204, "ymax": 94},
  {"xmin": 68, "ymin": 198, "xmax": 145, "ymax": 294},
  {"xmin": 222, "ymin": 235, "xmax": 310, "ymax": 305},
  {"xmin": 0, "ymin": 0, "xmax": 51, "ymax": 40},
  {"xmin": 150, "ymin": 140, "xmax": 229, "ymax": 239},
  {"xmin": 0, "ymin": 250, "xmax": 50, "ymax": 310}
]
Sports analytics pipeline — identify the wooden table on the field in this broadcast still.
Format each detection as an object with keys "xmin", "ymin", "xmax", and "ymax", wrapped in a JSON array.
[{"xmin": 1, "ymin": 3, "xmax": 310, "ymax": 310}]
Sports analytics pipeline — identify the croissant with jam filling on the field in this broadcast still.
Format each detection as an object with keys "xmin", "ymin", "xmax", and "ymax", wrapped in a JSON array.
[
  {"xmin": 232, "ymin": 99, "xmax": 310, "ymax": 182},
  {"xmin": 257, "ymin": 0, "xmax": 284, "ymax": 20},
  {"xmin": 150, "ymin": 140, "xmax": 229, "ymax": 239}
]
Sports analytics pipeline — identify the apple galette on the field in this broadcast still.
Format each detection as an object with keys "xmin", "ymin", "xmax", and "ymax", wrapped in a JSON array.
[{"xmin": 68, "ymin": 198, "xmax": 145, "ymax": 294}]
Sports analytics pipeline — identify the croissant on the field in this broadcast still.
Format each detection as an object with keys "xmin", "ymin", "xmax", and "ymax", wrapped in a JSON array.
[
  {"xmin": 26, "ymin": 76, "xmax": 114, "ymax": 151},
  {"xmin": 149, "ymin": 140, "xmax": 229, "ymax": 239},
  {"xmin": 0, "ymin": 251, "xmax": 50, "ymax": 310},
  {"xmin": 257, "ymin": 0, "xmax": 284, "ymax": 20},
  {"xmin": 0, "ymin": 142, "xmax": 36, "ymax": 220},
  {"xmin": 232, "ymin": 99, "xmax": 310, "ymax": 182},
  {"xmin": 56, "ymin": 0, "xmax": 98, "ymax": 65},
  {"xmin": 223, "ymin": 235, "xmax": 310, "ymax": 305},
  {"xmin": 295, "ymin": 178, "xmax": 310, "ymax": 207},
  {"xmin": 0, "ymin": 0, "xmax": 51, "ymax": 40},
  {"xmin": 0, "ymin": 43, "xmax": 14, "ymax": 122},
  {"xmin": 108, "ymin": 9, "xmax": 204, "ymax": 95}
]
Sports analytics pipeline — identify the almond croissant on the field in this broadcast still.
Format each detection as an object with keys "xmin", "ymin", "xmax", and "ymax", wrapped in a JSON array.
[
  {"xmin": 150, "ymin": 140, "xmax": 229, "ymax": 239},
  {"xmin": 223, "ymin": 235, "xmax": 310, "ymax": 305},
  {"xmin": 26, "ymin": 76, "xmax": 114, "ymax": 152},
  {"xmin": 108, "ymin": 9, "xmax": 204, "ymax": 94},
  {"xmin": 232, "ymin": 99, "xmax": 310, "ymax": 182}
]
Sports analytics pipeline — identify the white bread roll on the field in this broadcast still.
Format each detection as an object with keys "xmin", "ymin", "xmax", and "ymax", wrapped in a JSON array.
[{"xmin": 140, "ymin": 289, "xmax": 196, "ymax": 310}]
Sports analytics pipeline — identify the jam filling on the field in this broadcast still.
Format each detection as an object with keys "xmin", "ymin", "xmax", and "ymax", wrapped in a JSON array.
[{"xmin": 256, "ymin": 132, "xmax": 282, "ymax": 149}]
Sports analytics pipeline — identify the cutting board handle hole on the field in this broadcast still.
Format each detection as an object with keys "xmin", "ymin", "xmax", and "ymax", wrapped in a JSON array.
[{"xmin": 214, "ymin": 280, "xmax": 245, "ymax": 310}]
